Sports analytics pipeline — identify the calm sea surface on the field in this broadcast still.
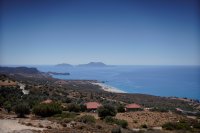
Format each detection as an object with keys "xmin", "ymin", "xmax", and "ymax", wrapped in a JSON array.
[{"xmin": 36, "ymin": 65, "xmax": 200, "ymax": 100}]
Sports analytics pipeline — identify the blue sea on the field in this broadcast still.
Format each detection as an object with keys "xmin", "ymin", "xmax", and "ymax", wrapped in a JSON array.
[{"xmin": 36, "ymin": 65, "xmax": 200, "ymax": 100}]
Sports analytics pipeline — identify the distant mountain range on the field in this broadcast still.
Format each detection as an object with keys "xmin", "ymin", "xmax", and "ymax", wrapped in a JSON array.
[{"xmin": 56, "ymin": 62, "xmax": 108, "ymax": 67}]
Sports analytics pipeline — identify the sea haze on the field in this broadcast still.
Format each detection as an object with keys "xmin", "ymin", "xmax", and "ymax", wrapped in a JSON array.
[{"xmin": 37, "ymin": 65, "xmax": 200, "ymax": 100}]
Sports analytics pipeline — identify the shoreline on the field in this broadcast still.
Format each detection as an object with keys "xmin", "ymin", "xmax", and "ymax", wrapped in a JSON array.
[{"xmin": 92, "ymin": 82, "xmax": 126, "ymax": 93}]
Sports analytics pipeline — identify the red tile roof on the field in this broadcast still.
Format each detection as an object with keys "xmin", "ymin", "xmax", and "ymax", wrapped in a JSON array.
[
  {"xmin": 125, "ymin": 103, "xmax": 141, "ymax": 109},
  {"xmin": 85, "ymin": 102, "xmax": 102, "ymax": 109}
]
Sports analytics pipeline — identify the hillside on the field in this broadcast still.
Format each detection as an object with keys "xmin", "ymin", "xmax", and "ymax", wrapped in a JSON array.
[
  {"xmin": 0, "ymin": 67, "xmax": 40, "ymax": 74},
  {"xmin": 0, "ymin": 67, "xmax": 200, "ymax": 133}
]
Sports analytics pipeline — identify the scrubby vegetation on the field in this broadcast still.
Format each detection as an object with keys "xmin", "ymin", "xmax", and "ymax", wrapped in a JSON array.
[
  {"xmin": 162, "ymin": 119, "xmax": 200, "ymax": 131},
  {"xmin": 149, "ymin": 107, "xmax": 169, "ymax": 112},
  {"xmin": 117, "ymin": 105, "xmax": 125, "ymax": 113},
  {"xmin": 0, "ymin": 70, "xmax": 200, "ymax": 133},
  {"xmin": 33, "ymin": 103, "xmax": 62, "ymax": 117},
  {"xmin": 111, "ymin": 127, "xmax": 121, "ymax": 133},
  {"xmin": 54, "ymin": 112, "xmax": 77, "ymax": 119},
  {"xmin": 77, "ymin": 115, "xmax": 96, "ymax": 124},
  {"xmin": 65, "ymin": 103, "xmax": 81, "ymax": 112},
  {"xmin": 98, "ymin": 104, "xmax": 117, "ymax": 118},
  {"xmin": 14, "ymin": 103, "xmax": 30, "ymax": 117},
  {"xmin": 0, "ymin": 86, "xmax": 23, "ymax": 107},
  {"xmin": 104, "ymin": 116, "xmax": 128, "ymax": 128},
  {"xmin": 141, "ymin": 124, "xmax": 148, "ymax": 129},
  {"xmin": 3, "ymin": 101, "xmax": 12, "ymax": 113}
]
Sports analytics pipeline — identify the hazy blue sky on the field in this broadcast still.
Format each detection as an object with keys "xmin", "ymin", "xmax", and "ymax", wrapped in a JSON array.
[{"xmin": 0, "ymin": 0, "xmax": 199, "ymax": 65}]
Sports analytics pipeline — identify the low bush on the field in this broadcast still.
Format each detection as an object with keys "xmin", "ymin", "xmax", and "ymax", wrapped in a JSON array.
[
  {"xmin": 54, "ymin": 112, "xmax": 77, "ymax": 119},
  {"xmin": 141, "ymin": 124, "xmax": 148, "ymax": 128},
  {"xmin": 133, "ymin": 120, "xmax": 138, "ymax": 123},
  {"xmin": 162, "ymin": 122, "xmax": 178, "ymax": 130},
  {"xmin": 176, "ymin": 120, "xmax": 191, "ymax": 130},
  {"xmin": 104, "ymin": 116, "xmax": 115, "ymax": 123},
  {"xmin": 14, "ymin": 103, "xmax": 30, "ymax": 117},
  {"xmin": 62, "ymin": 118, "xmax": 73, "ymax": 123},
  {"xmin": 3, "ymin": 101, "xmax": 12, "ymax": 113},
  {"xmin": 80, "ymin": 104, "xmax": 87, "ymax": 112},
  {"xmin": 116, "ymin": 119, "xmax": 128, "ymax": 128},
  {"xmin": 150, "ymin": 107, "xmax": 168, "ymax": 112},
  {"xmin": 111, "ymin": 126, "xmax": 121, "ymax": 133},
  {"xmin": 104, "ymin": 116, "xmax": 128, "ymax": 128},
  {"xmin": 33, "ymin": 103, "xmax": 62, "ymax": 117},
  {"xmin": 77, "ymin": 115, "xmax": 95, "ymax": 124},
  {"xmin": 117, "ymin": 105, "xmax": 125, "ymax": 113},
  {"xmin": 193, "ymin": 122, "xmax": 200, "ymax": 129},
  {"xmin": 162, "ymin": 121, "xmax": 191, "ymax": 130},
  {"xmin": 98, "ymin": 104, "xmax": 117, "ymax": 118},
  {"xmin": 66, "ymin": 103, "xmax": 81, "ymax": 112}
]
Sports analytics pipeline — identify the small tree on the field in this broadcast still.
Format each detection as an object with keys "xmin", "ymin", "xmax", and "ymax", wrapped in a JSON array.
[
  {"xmin": 105, "ymin": 116, "xmax": 128, "ymax": 128},
  {"xmin": 117, "ymin": 105, "xmax": 125, "ymax": 113},
  {"xmin": 80, "ymin": 104, "xmax": 87, "ymax": 112},
  {"xmin": 98, "ymin": 104, "xmax": 117, "ymax": 118},
  {"xmin": 77, "ymin": 115, "xmax": 95, "ymax": 124},
  {"xmin": 3, "ymin": 101, "xmax": 12, "ymax": 113},
  {"xmin": 14, "ymin": 103, "xmax": 30, "ymax": 117},
  {"xmin": 116, "ymin": 119, "xmax": 128, "ymax": 128},
  {"xmin": 33, "ymin": 103, "xmax": 62, "ymax": 117},
  {"xmin": 66, "ymin": 103, "xmax": 81, "ymax": 112}
]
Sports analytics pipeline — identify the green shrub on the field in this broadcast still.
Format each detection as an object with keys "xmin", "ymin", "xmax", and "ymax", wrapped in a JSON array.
[
  {"xmin": 104, "ymin": 116, "xmax": 115, "ymax": 123},
  {"xmin": 117, "ymin": 105, "xmax": 125, "ymax": 113},
  {"xmin": 66, "ymin": 103, "xmax": 81, "ymax": 112},
  {"xmin": 176, "ymin": 121, "xmax": 191, "ymax": 130},
  {"xmin": 150, "ymin": 107, "xmax": 168, "ymax": 112},
  {"xmin": 162, "ymin": 121, "xmax": 191, "ymax": 130},
  {"xmin": 14, "ymin": 103, "xmax": 30, "ymax": 117},
  {"xmin": 33, "ymin": 103, "xmax": 62, "ymax": 117},
  {"xmin": 77, "ymin": 115, "xmax": 95, "ymax": 124},
  {"xmin": 111, "ymin": 127, "xmax": 121, "ymax": 133},
  {"xmin": 63, "ymin": 97, "xmax": 71, "ymax": 103},
  {"xmin": 62, "ymin": 118, "xmax": 73, "ymax": 123},
  {"xmin": 3, "ymin": 101, "xmax": 12, "ymax": 113},
  {"xmin": 54, "ymin": 112, "xmax": 77, "ymax": 119},
  {"xmin": 98, "ymin": 104, "xmax": 117, "ymax": 118},
  {"xmin": 193, "ymin": 122, "xmax": 200, "ymax": 129},
  {"xmin": 116, "ymin": 119, "xmax": 128, "ymax": 128},
  {"xmin": 141, "ymin": 124, "xmax": 148, "ymax": 128},
  {"xmin": 80, "ymin": 104, "xmax": 87, "ymax": 112},
  {"xmin": 104, "ymin": 116, "xmax": 128, "ymax": 128},
  {"xmin": 162, "ymin": 122, "xmax": 176, "ymax": 130}
]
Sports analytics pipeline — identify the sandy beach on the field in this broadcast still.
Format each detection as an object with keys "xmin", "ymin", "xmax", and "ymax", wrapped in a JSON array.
[{"xmin": 92, "ymin": 82, "xmax": 126, "ymax": 93}]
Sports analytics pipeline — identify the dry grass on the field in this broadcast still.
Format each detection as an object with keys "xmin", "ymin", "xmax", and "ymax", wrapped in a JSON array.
[
  {"xmin": 0, "ymin": 80, "xmax": 17, "ymax": 86},
  {"xmin": 115, "ymin": 110, "xmax": 185, "ymax": 128}
]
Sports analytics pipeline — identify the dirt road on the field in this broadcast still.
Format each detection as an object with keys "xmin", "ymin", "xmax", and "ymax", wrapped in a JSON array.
[{"xmin": 0, "ymin": 119, "xmax": 43, "ymax": 133}]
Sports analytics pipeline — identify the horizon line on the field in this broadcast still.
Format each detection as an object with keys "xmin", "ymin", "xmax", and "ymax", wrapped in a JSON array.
[{"xmin": 1, "ymin": 64, "xmax": 200, "ymax": 67}]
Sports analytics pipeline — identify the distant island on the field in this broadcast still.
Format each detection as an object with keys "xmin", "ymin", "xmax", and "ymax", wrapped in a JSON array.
[
  {"xmin": 55, "ymin": 62, "xmax": 108, "ymax": 67},
  {"xmin": 78, "ymin": 62, "xmax": 107, "ymax": 67},
  {"xmin": 55, "ymin": 63, "xmax": 73, "ymax": 67}
]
